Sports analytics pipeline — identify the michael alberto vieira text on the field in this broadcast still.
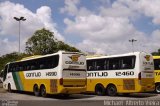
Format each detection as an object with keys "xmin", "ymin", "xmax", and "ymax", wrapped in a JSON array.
[{"xmin": 104, "ymin": 100, "xmax": 160, "ymax": 106}]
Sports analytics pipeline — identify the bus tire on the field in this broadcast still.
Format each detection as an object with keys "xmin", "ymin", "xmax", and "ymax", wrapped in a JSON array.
[
  {"xmin": 8, "ymin": 83, "xmax": 12, "ymax": 93},
  {"xmin": 95, "ymin": 84, "xmax": 105, "ymax": 96},
  {"xmin": 40, "ymin": 85, "xmax": 47, "ymax": 97},
  {"xmin": 123, "ymin": 93, "xmax": 130, "ymax": 96},
  {"xmin": 62, "ymin": 94, "xmax": 70, "ymax": 98},
  {"xmin": 106, "ymin": 84, "xmax": 117, "ymax": 96},
  {"xmin": 33, "ymin": 84, "xmax": 40, "ymax": 96},
  {"xmin": 155, "ymin": 83, "xmax": 160, "ymax": 93}
]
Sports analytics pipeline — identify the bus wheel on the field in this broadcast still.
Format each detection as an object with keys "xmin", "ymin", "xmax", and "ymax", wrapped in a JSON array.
[
  {"xmin": 95, "ymin": 84, "xmax": 105, "ymax": 96},
  {"xmin": 62, "ymin": 94, "xmax": 70, "ymax": 98},
  {"xmin": 40, "ymin": 85, "xmax": 47, "ymax": 97},
  {"xmin": 106, "ymin": 84, "xmax": 117, "ymax": 96},
  {"xmin": 33, "ymin": 84, "xmax": 40, "ymax": 96},
  {"xmin": 8, "ymin": 83, "xmax": 12, "ymax": 93},
  {"xmin": 155, "ymin": 84, "xmax": 160, "ymax": 93}
]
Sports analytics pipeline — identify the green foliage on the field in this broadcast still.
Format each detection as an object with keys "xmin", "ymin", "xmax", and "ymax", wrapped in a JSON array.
[
  {"xmin": 152, "ymin": 49, "xmax": 160, "ymax": 56},
  {"xmin": 57, "ymin": 41, "xmax": 80, "ymax": 52},
  {"xmin": 0, "ymin": 52, "xmax": 29, "ymax": 72},
  {"xmin": 25, "ymin": 28, "xmax": 80, "ymax": 55}
]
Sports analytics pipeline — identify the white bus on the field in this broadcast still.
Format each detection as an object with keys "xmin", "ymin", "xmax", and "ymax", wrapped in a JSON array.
[
  {"xmin": 3, "ymin": 51, "xmax": 86, "ymax": 97},
  {"xmin": 86, "ymin": 52, "xmax": 155, "ymax": 96}
]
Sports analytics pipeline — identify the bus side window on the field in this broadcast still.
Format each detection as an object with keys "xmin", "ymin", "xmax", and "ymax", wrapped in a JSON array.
[
  {"xmin": 3, "ymin": 64, "xmax": 8, "ymax": 81},
  {"xmin": 96, "ymin": 59, "xmax": 106, "ymax": 70},
  {"xmin": 18, "ymin": 62, "xmax": 23, "ymax": 71},
  {"xmin": 104, "ymin": 60, "xmax": 109, "ymax": 70},
  {"xmin": 8, "ymin": 64, "xmax": 13, "ymax": 72},
  {"xmin": 121, "ymin": 56, "xmax": 136, "ymax": 69},
  {"xmin": 113, "ymin": 64, "xmax": 116, "ymax": 69},
  {"xmin": 40, "ymin": 64, "xmax": 44, "ymax": 69},
  {"xmin": 45, "ymin": 57, "xmax": 53, "ymax": 69},
  {"xmin": 23, "ymin": 63, "xmax": 27, "ymax": 71},
  {"xmin": 96, "ymin": 66, "xmax": 101, "ymax": 70},
  {"xmin": 109, "ymin": 58, "xmax": 120, "ymax": 70},
  {"xmin": 52, "ymin": 55, "xmax": 59, "ymax": 68},
  {"xmin": 27, "ymin": 66, "xmax": 30, "ymax": 70},
  {"xmin": 88, "ymin": 66, "xmax": 93, "ymax": 70},
  {"xmin": 15, "ymin": 65, "xmax": 19, "ymax": 71},
  {"xmin": 31, "ymin": 65, "xmax": 35, "ymax": 70},
  {"xmin": 87, "ymin": 60, "xmax": 95, "ymax": 71},
  {"xmin": 122, "ymin": 64, "xmax": 128, "ymax": 69}
]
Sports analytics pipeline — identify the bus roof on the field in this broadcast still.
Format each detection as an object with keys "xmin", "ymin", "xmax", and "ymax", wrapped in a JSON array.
[
  {"xmin": 19, "ymin": 55, "xmax": 42, "ymax": 61},
  {"xmin": 87, "ymin": 51, "xmax": 148, "ymax": 60},
  {"xmin": 8, "ymin": 51, "xmax": 83, "ymax": 64},
  {"xmin": 86, "ymin": 54, "xmax": 105, "ymax": 58}
]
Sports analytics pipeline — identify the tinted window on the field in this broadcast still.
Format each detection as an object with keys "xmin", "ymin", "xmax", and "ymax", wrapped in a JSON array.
[
  {"xmin": 121, "ymin": 56, "xmax": 136, "ymax": 69},
  {"xmin": 96, "ymin": 59, "xmax": 107, "ymax": 70},
  {"xmin": 87, "ymin": 60, "xmax": 96, "ymax": 71},
  {"xmin": 3, "ymin": 64, "xmax": 8, "ymax": 81},
  {"xmin": 154, "ymin": 59, "xmax": 160, "ymax": 70},
  {"xmin": 87, "ymin": 55, "xmax": 136, "ymax": 71},
  {"xmin": 87, "ymin": 59, "xmax": 108, "ymax": 71},
  {"xmin": 108, "ymin": 58, "xmax": 120, "ymax": 70},
  {"xmin": 8, "ymin": 55, "xmax": 59, "ymax": 72}
]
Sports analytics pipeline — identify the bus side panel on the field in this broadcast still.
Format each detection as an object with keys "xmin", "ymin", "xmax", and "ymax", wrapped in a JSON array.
[
  {"xmin": 87, "ymin": 78, "xmax": 137, "ymax": 93},
  {"xmin": 3, "ymin": 72, "xmax": 17, "ymax": 90},
  {"xmin": 12, "ymin": 72, "xmax": 24, "ymax": 91},
  {"xmin": 23, "ymin": 79, "xmax": 51, "ymax": 93},
  {"xmin": 14, "ymin": 71, "xmax": 57, "ymax": 94},
  {"xmin": 15, "ymin": 71, "xmax": 83, "ymax": 94},
  {"xmin": 87, "ymin": 78, "xmax": 154, "ymax": 93},
  {"xmin": 6, "ymin": 71, "xmax": 58, "ymax": 94}
]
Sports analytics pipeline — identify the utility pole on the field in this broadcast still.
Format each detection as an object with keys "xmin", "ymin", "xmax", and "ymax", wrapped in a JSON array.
[
  {"xmin": 129, "ymin": 39, "xmax": 137, "ymax": 53},
  {"xmin": 14, "ymin": 16, "xmax": 26, "ymax": 53}
]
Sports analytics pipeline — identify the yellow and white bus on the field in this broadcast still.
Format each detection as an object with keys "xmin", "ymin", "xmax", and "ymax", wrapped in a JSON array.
[
  {"xmin": 3, "ymin": 51, "xmax": 86, "ymax": 97},
  {"xmin": 153, "ymin": 56, "xmax": 160, "ymax": 93},
  {"xmin": 86, "ymin": 52, "xmax": 155, "ymax": 96}
]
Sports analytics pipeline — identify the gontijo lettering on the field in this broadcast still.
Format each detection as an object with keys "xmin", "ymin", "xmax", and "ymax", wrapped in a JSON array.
[
  {"xmin": 65, "ymin": 55, "xmax": 85, "ymax": 65},
  {"xmin": 26, "ymin": 72, "xmax": 41, "ymax": 77}
]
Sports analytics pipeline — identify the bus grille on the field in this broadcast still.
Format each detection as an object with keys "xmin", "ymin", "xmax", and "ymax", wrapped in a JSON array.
[
  {"xmin": 50, "ymin": 79, "xmax": 57, "ymax": 93},
  {"xmin": 123, "ymin": 79, "xmax": 135, "ymax": 90}
]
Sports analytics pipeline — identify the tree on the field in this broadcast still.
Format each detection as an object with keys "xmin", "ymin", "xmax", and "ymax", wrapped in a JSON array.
[
  {"xmin": 152, "ymin": 49, "xmax": 160, "ymax": 56},
  {"xmin": 0, "ymin": 52, "xmax": 29, "ymax": 72},
  {"xmin": 25, "ymin": 28, "xmax": 80, "ymax": 55},
  {"xmin": 26, "ymin": 28, "xmax": 57, "ymax": 55},
  {"xmin": 57, "ymin": 41, "xmax": 80, "ymax": 52}
]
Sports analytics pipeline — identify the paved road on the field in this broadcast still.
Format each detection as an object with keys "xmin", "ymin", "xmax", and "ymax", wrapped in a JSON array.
[
  {"xmin": 0, "ymin": 92, "xmax": 160, "ymax": 106},
  {"xmin": 0, "ymin": 92, "xmax": 159, "ymax": 100}
]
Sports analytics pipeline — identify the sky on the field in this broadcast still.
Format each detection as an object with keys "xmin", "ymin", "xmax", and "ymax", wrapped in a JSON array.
[{"xmin": 0, "ymin": 0, "xmax": 160, "ymax": 55}]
